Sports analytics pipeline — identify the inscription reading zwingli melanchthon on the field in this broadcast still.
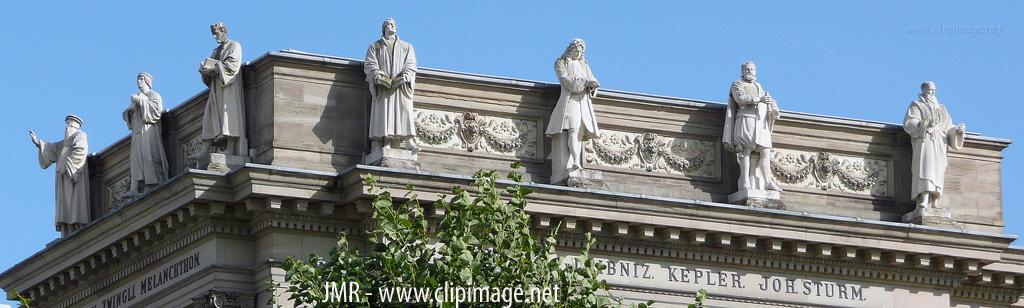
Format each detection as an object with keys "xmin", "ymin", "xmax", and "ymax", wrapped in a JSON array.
[{"xmin": 89, "ymin": 252, "xmax": 201, "ymax": 308}]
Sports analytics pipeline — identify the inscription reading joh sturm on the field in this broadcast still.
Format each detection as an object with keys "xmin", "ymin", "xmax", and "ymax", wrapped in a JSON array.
[{"xmin": 570, "ymin": 257, "xmax": 867, "ymax": 302}]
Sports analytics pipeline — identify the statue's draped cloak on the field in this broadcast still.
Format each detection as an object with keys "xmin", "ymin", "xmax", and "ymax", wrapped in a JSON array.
[
  {"xmin": 903, "ymin": 97, "xmax": 964, "ymax": 197},
  {"xmin": 364, "ymin": 36, "xmax": 417, "ymax": 140},
  {"xmin": 124, "ymin": 89, "xmax": 168, "ymax": 192},
  {"xmin": 545, "ymin": 57, "xmax": 600, "ymax": 139},
  {"xmin": 723, "ymin": 80, "xmax": 779, "ymax": 152},
  {"xmin": 37, "ymin": 132, "xmax": 90, "ymax": 230},
  {"xmin": 201, "ymin": 40, "xmax": 246, "ymax": 150}
]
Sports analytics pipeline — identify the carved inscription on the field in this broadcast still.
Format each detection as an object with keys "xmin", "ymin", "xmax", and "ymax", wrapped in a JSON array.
[{"xmin": 567, "ymin": 256, "xmax": 869, "ymax": 304}]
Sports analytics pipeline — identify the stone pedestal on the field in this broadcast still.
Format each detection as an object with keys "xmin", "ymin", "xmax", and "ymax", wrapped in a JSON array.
[
  {"xmin": 552, "ymin": 168, "xmax": 607, "ymax": 190},
  {"xmin": 729, "ymin": 189, "xmax": 785, "ymax": 210},
  {"xmin": 902, "ymin": 207, "xmax": 961, "ymax": 228},
  {"xmin": 201, "ymin": 153, "xmax": 250, "ymax": 173},
  {"xmin": 365, "ymin": 147, "xmax": 419, "ymax": 170}
]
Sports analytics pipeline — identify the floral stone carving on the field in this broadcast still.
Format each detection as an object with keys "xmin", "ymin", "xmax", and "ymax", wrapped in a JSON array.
[
  {"xmin": 107, "ymin": 175, "xmax": 132, "ymax": 210},
  {"xmin": 584, "ymin": 130, "xmax": 717, "ymax": 178},
  {"xmin": 181, "ymin": 135, "xmax": 205, "ymax": 170},
  {"xmin": 770, "ymin": 150, "xmax": 890, "ymax": 197},
  {"xmin": 414, "ymin": 109, "xmax": 538, "ymax": 159}
]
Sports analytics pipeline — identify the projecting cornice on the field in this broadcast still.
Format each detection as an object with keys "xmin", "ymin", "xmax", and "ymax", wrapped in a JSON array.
[{"xmin": 2, "ymin": 163, "xmax": 1021, "ymax": 304}]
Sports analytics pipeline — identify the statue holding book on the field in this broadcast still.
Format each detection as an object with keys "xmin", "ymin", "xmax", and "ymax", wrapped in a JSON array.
[
  {"xmin": 364, "ymin": 18, "xmax": 418, "ymax": 153},
  {"xmin": 196, "ymin": 22, "xmax": 247, "ymax": 163}
]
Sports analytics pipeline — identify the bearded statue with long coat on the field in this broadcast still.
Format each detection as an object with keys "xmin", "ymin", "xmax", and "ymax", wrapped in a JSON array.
[
  {"xmin": 30, "ymin": 115, "xmax": 91, "ymax": 235},
  {"xmin": 903, "ymin": 81, "xmax": 965, "ymax": 209}
]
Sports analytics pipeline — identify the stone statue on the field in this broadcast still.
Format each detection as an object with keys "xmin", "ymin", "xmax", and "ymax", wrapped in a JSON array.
[
  {"xmin": 364, "ymin": 18, "xmax": 418, "ymax": 152},
  {"xmin": 29, "ymin": 115, "xmax": 90, "ymax": 235},
  {"xmin": 124, "ymin": 72, "xmax": 168, "ymax": 195},
  {"xmin": 903, "ymin": 81, "xmax": 965, "ymax": 209},
  {"xmin": 723, "ymin": 61, "xmax": 783, "ymax": 204},
  {"xmin": 546, "ymin": 39, "xmax": 601, "ymax": 175},
  {"xmin": 197, "ymin": 22, "xmax": 247, "ymax": 159}
]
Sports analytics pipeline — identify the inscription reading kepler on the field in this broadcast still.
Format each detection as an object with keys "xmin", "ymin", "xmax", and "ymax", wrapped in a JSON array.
[{"xmin": 570, "ymin": 257, "xmax": 867, "ymax": 302}]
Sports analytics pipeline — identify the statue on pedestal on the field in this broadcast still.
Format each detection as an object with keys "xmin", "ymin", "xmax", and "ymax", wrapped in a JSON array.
[
  {"xmin": 723, "ymin": 61, "xmax": 783, "ymax": 206},
  {"xmin": 903, "ymin": 81, "xmax": 965, "ymax": 210},
  {"xmin": 546, "ymin": 39, "xmax": 603, "ymax": 187},
  {"xmin": 363, "ymin": 18, "xmax": 419, "ymax": 167},
  {"xmin": 124, "ymin": 72, "xmax": 168, "ymax": 195},
  {"xmin": 29, "ymin": 115, "xmax": 90, "ymax": 235},
  {"xmin": 196, "ymin": 22, "xmax": 247, "ymax": 168}
]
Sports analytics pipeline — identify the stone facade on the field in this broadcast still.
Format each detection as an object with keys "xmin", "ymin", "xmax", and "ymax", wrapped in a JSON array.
[{"xmin": 1, "ymin": 51, "xmax": 1020, "ymax": 307}]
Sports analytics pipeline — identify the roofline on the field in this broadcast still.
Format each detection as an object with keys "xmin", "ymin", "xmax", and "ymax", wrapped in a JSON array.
[{"xmin": 264, "ymin": 49, "xmax": 1013, "ymax": 144}]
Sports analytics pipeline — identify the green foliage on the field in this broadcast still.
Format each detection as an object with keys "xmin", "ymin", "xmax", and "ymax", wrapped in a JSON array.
[
  {"xmin": 17, "ymin": 294, "xmax": 31, "ymax": 308},
  {"xmin": 276, "ymin": 163, "xmax": 672, "ymax": 307},
  {"xmin": 687, "ymin": 289, "xmax": 708, "ymax": 308}
]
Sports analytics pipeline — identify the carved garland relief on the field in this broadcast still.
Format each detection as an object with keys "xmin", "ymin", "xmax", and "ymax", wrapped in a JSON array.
[
  {"xmin": 770, "ymin": 149, "xmax": 890, "ymax": 197},
  {"xmin": 414, "ymin": 109, "xmax": 539, "ymax": 159},
  {"xmin": 107, "ymin": 175, "xmax": 132, "ymax": 210},
  {"xmin": 584, "ymin": 130, "xmax": 718, "ymax": 178},
  {"xmin": 181, "ymin": 135, "xmax": 204, "ymax": 171}
]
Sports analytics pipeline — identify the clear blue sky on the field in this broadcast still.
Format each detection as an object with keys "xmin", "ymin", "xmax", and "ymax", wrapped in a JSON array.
[{"xmin": 1, "ymin": 1, "xmax": 1021, "ymax": 305}]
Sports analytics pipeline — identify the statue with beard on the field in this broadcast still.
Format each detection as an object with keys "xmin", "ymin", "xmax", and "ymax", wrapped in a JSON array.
[
  {"xmin": 197, "ymin": 22, "xmax": 247, "ymax": 162},
  {"xmin": 29, "ymin": 115, "xmax": 91, "ymax": 235},
  {"xmin": 903, "ymin": 81, "xmax": 965, "ymax": 209},
  {"xmin": 723, "ymin": 61, "xmax": 783, "ymax": 204}
]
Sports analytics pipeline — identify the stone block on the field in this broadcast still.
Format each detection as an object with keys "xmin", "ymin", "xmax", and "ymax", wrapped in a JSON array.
[
  {"xmin": 364, "ymin": 147, "xmax": 419, "ymax": 170},
  {"xmin": 728, "ymin": 188, "xmax": 784, "ymax": 209}
]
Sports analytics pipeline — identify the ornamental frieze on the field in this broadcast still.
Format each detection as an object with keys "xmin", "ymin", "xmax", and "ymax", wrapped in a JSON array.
[
  {"xmin": 771, "ymin": 150, "xmax": 890, "ymax": 197},
  {"xmin": 414, "ymin": 109, "xmax": 539, "ymax": 159},
  {"xmin": 584, "ymin": 130, "xmax": 717, "ymax": 178},
  {"xmin": 108, "ymin": 175, "xmax": 132, "ymax": 210},
  {"xmin": 181, "ymin": 135, "xmax": 204, "ymax": 171}
]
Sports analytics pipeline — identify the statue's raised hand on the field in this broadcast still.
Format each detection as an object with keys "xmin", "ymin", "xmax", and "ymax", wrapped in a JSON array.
[{"xmin": 29, "ymin": 130, "xmax": 40, "ymax": 147}]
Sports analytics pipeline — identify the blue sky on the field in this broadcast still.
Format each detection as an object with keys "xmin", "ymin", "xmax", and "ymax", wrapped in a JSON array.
[{"xmin": 1, "ymin": 1, "xmax": 1021, "ymax": 305}]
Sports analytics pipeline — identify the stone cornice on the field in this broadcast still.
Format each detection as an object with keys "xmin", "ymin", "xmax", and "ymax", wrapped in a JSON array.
[
  {"xmin": 352, "ymin": 164, "xmax": 1015, "ymax": 245},
  {"xmin": 4, "ymin": 163, "xmax": 1021, "ymax": 303}
]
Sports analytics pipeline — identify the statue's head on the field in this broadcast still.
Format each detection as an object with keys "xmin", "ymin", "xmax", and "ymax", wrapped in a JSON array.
[
  {"xmin": 137, "ymin": 72, "xmax": 153, "ymax": 92},
  {"xmin": 64, "ymin": 115, "xmax": 83, "ymax": 137},
  {"xmin": 381, "ymin": 18, "xmax": 397, "ymax": 37},
  {"xmin": 562, "ymin": 38, "xmax": 586, "ymax": 61},
  {"xmin": 920, "ymin": 81, "xmax": 936, "ymax": 97},
  {"xmin": 210, "ymin": 22, "xmax": 229, "ymax": 44},
  {"xmin": 741, "ymin": 61, "xmax": 757, "ymax": 82}
]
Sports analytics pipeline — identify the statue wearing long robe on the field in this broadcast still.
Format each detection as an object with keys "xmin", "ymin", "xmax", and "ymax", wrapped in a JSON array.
[
  {"xmin": 201, "ymin": 39, "xmax": 247, "ymax": 152},
  {"xmin": 903, "ymin": 95, "xmax": 964, "ymax": 202},
  {"xmin": 37, "ymin": 131, "xmax": 90, "ymax": 231},
  {"xmin": 545, "ymin": 57, "xmax": 600, "ymax": 140},
  {"xmin": 364, "ymin": 35, "xmax": 417, "ymax": 142},
  {"xmin": 124, "ymin": 89, "xmax": 168, "ymax": 194}
]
